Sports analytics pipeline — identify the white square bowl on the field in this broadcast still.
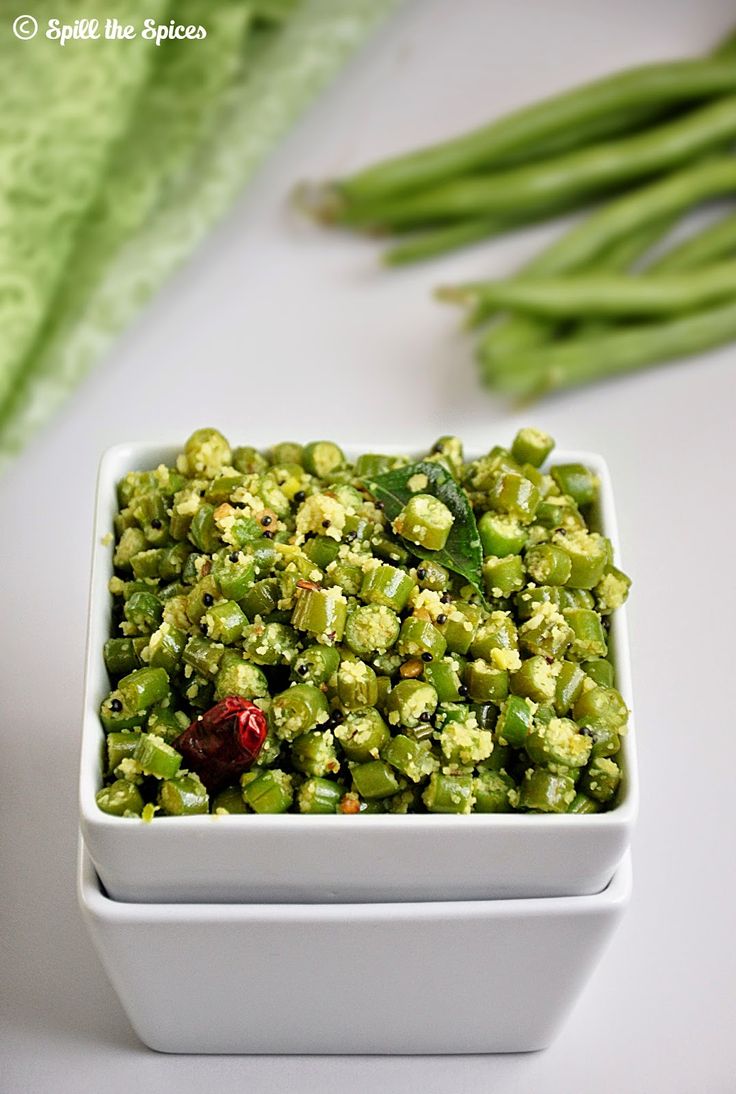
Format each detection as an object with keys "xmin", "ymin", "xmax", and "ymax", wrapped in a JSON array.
[
  {"xmin": 79, "ymin": 442, "xmax": 638, "ymax": 903},
  {"xmin": 78, "ymin": 842, "xmax": 631, "ymax": 1054}
]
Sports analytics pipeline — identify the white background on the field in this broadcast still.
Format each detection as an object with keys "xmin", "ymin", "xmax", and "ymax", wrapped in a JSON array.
[{"xmin": 2, "ymin": 1, "xmax": 736, "ymax": 1090}]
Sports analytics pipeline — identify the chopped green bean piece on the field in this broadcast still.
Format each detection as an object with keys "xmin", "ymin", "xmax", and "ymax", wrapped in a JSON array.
[
  {"xmin": 117, "ymin": 667, "xmax": 170, "ymax": 712},
  {"xmin": 595, "ymin": 566, "xmax": 632, "ymax": 614},
  {"xmin": 573, "ymin": 685, "xmax": 628, "ymax": 731},
  {"xmin": 134, "ymin": 734, "xmax": 182, "ymax": 780},
  {"xmin": 242, "ymin": 622, "xmax": 299, "ymax": 666},
  {"xmin": 334, "ymin": 708, "xmax": 390, "ymax": 762},
  {"xmin": 96, "ymin": 779, "xmax": 144, "ymax": 817},
  {"xmin": 397, "ymin": 616, "xmax": 447, "ymax": 661},
  {"xmin": 297, "ymin": 777, "xmax": 343, "ymax": 814},
  {"xmin": 291, "ymin": 644, "xmax": 341, "ymax": 686},
  {"xmin": 382, "ymin": 734, "xmax": 438, "ymax": 782},
  {"xmin": 510, "ymin": 655, "xmax": 559, "ymax": 704},
  {"xmin": 271, "ymin": 683, "xmax": 330, "ymax": 741},
  {"xmin": 423, "ymin": 772, "xmax": 474, "ymax": 814},
  {"xmin": 511, "ymin": 428, "xmax": 555, "ymax": 468},
  {"xmin": 564, "ymin": 608, "xmax": 608, "ymax": 659},
  {"xmin": 123, "ymin": 591, "xmax": 163, "ymax": 635},
  {"xmin": 146, "ymin": 623, "xmax": 186, "ymax": 674},
  {"xmin": 423, "ymin": 657, "xmax": 463, "ymax": 702},
  {"xmin": 583, "ymin": 658, "xmax": 615, "ymax": 688},
  {"xmin": 524, "ymin": 717, "xmax": 593, "ymax": 768},
  {"xmin": 466, "ymin": 660, "xmax": 509, "ymax": 703},
  {"xmin": 291, "ymin": 728, "xmax": 340, "ymax": 777},
  {"xmin": 242, "ymin": 770, "xmax": 294, "ymax": 813},
  {"xmin": 212, "ymin": 786, "xmax": 248, "ymax": 814},
  {"xmin": 394, "ymin": 493, "xmax": 454, "ymax": 551},
  {"xmin": 580, "ymin": 757, "xmax": 621, "ymax": 803},
  {"xmin": 361, "ymin": 563, "xmax": 415, "ymax": 612},
  {"xmin": 302, "ymin": 441, "xmax": 345, "ymax": 479},
  {"xmin": 496, "ymin": 694, "xmax": 535, "ymax": 746},
  {"xmin": 555, "ymin": 660, "xmax": 587, "ymax": 715},
  {"xmin": 183, "ymin": 635, "xmax": 224, "ymax": 680},
  {"xmin": 550, "ymin": 464, "xmax": 598, "ymax": 507},
  {"xmin": 352, "ymin": 760, "xmax": 401, "ymax": 800},
  {"xmin": 488, "ymin": 471, "xmax": 540, "ymax": 523},
  {"xmin": 106, "ymin": 731, "xmax": 141, "ymax": 773},
  {"xmin": 202, "ymin": 599, "xmax": 247, "ymax": 645},
  {"xmin": 385, "ymin": 679, "xmax": 438, "ymax": 729},
  {"xmin": 473, "ymin": 770, "xmax": 514, "ymax": 813},
  {"xmin": 518, "ymin": 768, "xmax": 577, "ymax": 813},
  {"xmin": 553, "ymin": 530, "xmax": 609, "ymax": 589},
  {"xmin": 567, "ymin": 792, "xmax": 600, "ymax": 815},
  {"xmin": 525, "ymin": 544, "xmax": 572, "ymax": 586},
  {"xmin": 337, "ymin": 660, "xmax": 378, "ymax": 710},
  {"xmin": 483, "ymin": 555, "xmax": 526, "ymax": 598},
  {"xmin": 103, "ymin": 638, "xmax": 140, "ymax": 678},
  {"xmin": 478, "ymin": 512, "xmax": 528, "ymax": 557},
  {"xmin": 414, "ymin": 559, "xmax": 450, "ymax": 591},
  {"xmin": 158, "ymin": 773, "xmax": 209, "ymax": 816},
  {"xmin": 291, "ymin": 587, "xmax": 347, "ymax": 643},
  {"xmin": 214, "ymin": 652, "xmax": 269, "ymax": 701}
]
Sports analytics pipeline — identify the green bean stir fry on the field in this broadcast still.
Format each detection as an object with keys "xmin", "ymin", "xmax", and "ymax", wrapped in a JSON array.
[{"xmin": 97, "ymin": 428, "xmax": 631, "ymax": 818}]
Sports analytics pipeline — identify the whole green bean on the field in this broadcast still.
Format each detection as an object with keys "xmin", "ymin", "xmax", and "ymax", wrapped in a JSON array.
[
  {"xmin": 445, "ymin": 260, "xmax": 736, "ymax": 319},
  {"xmin": 385, "ymin": 201, "xmax": 610, "ymax": 266},
  {"xmin": 494, "ymin": 298, "xmax": 736, "ymax": 396},
  {"xmin": 384, "ymin": 217, "xmax": 504, "ymax": 265},
  {"xmin": 478, "ymin": 156, "xmax": 736, "ymax": 372},
  {"xmin": 567, "ymin": 213, "xmax": 682, "ymax": 339},
  {"xmin": 350, "ymin": 103, "xmax": 664, "ymax": 229},
  {"xmin": 333, "ymin": 59, "xmax": 736, "ymax": 206},
  {"xmin": 341, "ymin": 97, "xmax": 736, "ymax": 231},
  {"xmin": 451, "ymin": 212, "xmax": 678, "ymax": 326},
  {"xmin": 382, "ymin": 132, "xmax": 687, "ymax": 266},
  {"xmin": 647, "ymin": 208, "xmax": 736, "ymax": 271},
  {"xmin": 588, "ymin": 212, "xmax": 681, "ymax": 273},
  {"xmin": 478, "ymin": 100, "xmax": 674, "ymax": 169}
]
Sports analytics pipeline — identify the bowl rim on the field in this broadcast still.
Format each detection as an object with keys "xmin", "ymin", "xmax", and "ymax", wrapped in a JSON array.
[
  {"xmin": 78, "ymin": 838, "xmax": 633, "ymax": 920},
  {"xmin": 79, "ymin": 439, "xmax": 638, "ymax": 832}
]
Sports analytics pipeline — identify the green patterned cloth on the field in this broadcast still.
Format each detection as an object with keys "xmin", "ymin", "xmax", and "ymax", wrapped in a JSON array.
[{"xmin": 0, "ymin": 0, "xmax": 398, "ymax": 467}]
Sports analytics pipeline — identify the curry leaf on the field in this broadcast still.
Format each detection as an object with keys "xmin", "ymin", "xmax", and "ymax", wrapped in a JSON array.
[{"xmin": 366, "ymin": 460, "xmax": 484, "ymax": 598}]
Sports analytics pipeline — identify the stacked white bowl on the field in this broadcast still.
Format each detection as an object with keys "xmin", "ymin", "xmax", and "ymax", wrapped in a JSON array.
[{"xmin": 78, "ymin": 444, "xmax": 637, "ymax": 1053}]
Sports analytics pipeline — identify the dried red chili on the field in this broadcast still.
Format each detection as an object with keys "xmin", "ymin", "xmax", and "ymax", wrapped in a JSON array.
[{"xmin": 172, "ymin": 697, "xmax": 268, "ymax": 793}]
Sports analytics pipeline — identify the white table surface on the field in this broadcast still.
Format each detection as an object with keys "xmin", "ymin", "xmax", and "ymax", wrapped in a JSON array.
[{"xmin": 2, "ymin": 1, "xmax": 736, "ymax": 1090}]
